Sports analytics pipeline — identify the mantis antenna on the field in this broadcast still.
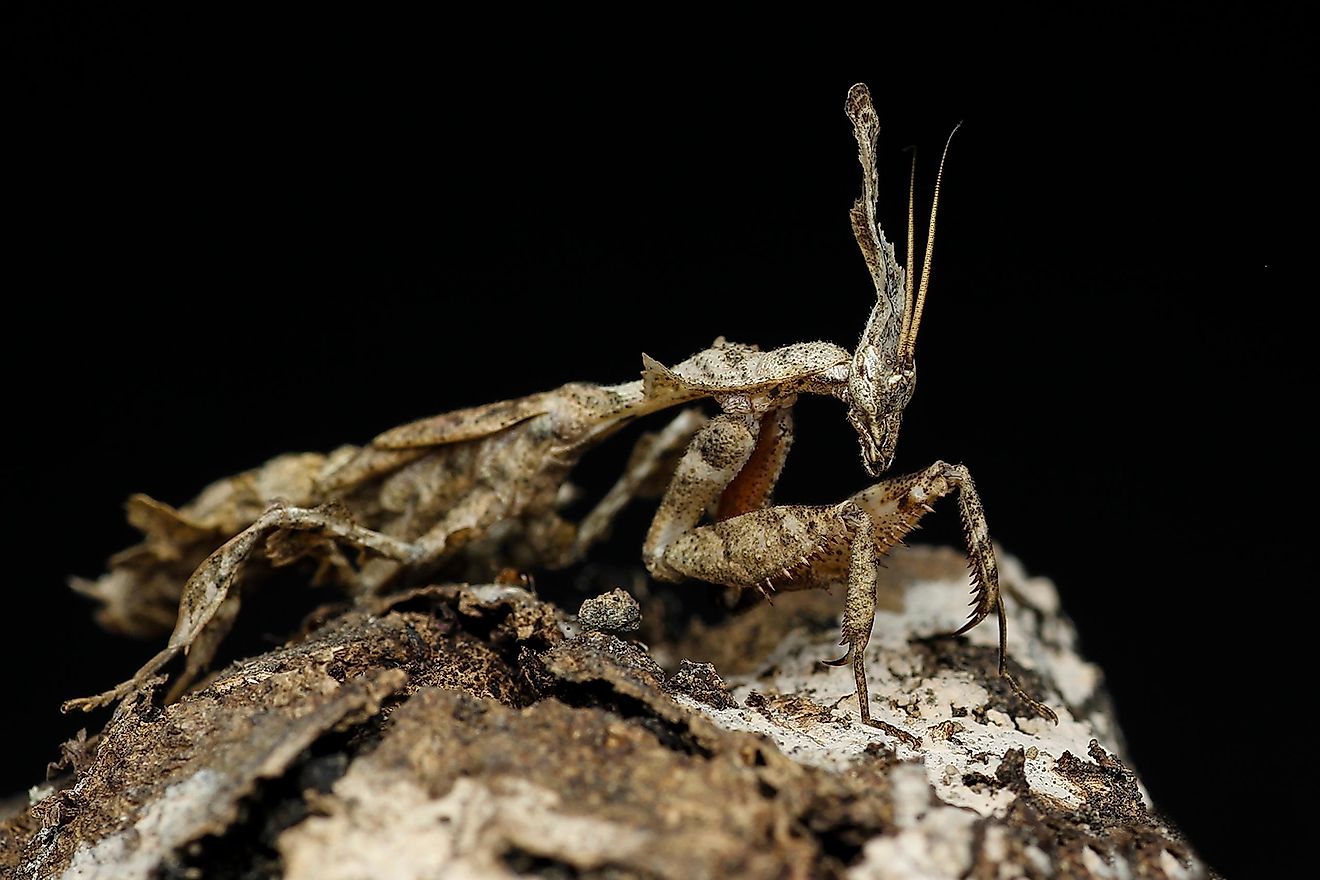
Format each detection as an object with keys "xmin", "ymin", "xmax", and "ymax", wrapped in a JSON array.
[{"xmin": 900, "ymin": 121, "xmax": 961, "ymax": 361}]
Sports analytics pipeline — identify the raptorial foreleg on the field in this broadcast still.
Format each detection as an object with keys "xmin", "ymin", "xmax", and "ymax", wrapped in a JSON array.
[
  {"xmin": 645, "ymin": 493, "xmax": 923, "ymax": 744},
  {"xmin": 648, "ymin": 458, "xmax": 1057, "ymax": 738},
  {"xmin": 842, "ymin": 460, "xmax": 1057, "ymax": 723},
  {"xmin": 821, "ymin": 506, "xmax": 921, "ymax": 746},
  {"xmin": 643, "ymin": 413, "xmax": 761, "ymax": 582},
  {"xmin": 642, "ymin": 407, "xmax": 799, "ymax": 592}
]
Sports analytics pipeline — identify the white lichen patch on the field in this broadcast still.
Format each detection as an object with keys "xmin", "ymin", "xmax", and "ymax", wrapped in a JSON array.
[
  {"xmin": 283, "ymin": 774, "xmax": 649, "ymax": 880},
  {"xmin": 1047, "ymin": 643, "xmax": 1102, "ymax": 706},
  {"xmin": 1160, "ymin": 849, "xmax": 1198, "ymax": 880},
  {"xmin": 59, "ymin": 770, "xmax": 224, "ymax": 880},
  {"xmin": 997, "ymin": 553, "xmax": 1058, "ymax": 615},
  {"xmin": 461, "ymin": 583, "xmax": 536, "ymax": 605},
  {"xmin": 848, "ymin": 764, "xmax": 977, "ymax": 880},
  {"xmin": 686, "ymin": 549, "xmax": 1136, "ymax": 823},
  {"xmin": 1082, "ymin": 844, "xmax": 1128, "ymax": 879}
]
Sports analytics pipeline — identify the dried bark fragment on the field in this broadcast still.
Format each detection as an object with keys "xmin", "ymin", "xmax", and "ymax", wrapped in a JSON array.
[
  {"xmin": 667, "ymin": 659, "xmax": 737, "ymax": 709},
  {"xmin": 1, "ymin": 585, "xmax": 556, "ymax": 880},
  {"xmin": 280, "ymin": 689, "xmax": 828, "ymax": 880},
  {"xmin": 17, "ymin": 668, "xmax": 404, "ymax": 880},
  {"xmin": 577, "ymin": 587, "xmax": 642, "ymax": 633},
  {"xmin": 671, "ymin": 547, "xmax": 1209, "ymax": 879}
]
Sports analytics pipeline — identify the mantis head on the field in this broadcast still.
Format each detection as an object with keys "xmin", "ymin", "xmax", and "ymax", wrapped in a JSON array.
[{"xmin": 841, "ymin": 84, "xmax": 956, "ymax": 478}]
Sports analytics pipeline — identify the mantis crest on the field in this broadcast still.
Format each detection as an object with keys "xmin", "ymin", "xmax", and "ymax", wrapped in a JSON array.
[{"xmin": 66, "ymin": 84, "xmax": 1055, "ymax": 736}]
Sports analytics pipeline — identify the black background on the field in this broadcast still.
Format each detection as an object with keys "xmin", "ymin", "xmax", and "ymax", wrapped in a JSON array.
[{"xmin": 5, "ymin": 7, "xmax": 1309, "ymax": 876}]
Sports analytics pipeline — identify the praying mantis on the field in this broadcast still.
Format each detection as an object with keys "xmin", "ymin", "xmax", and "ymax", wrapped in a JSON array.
[{"xmin": 65, "ymin": 84, "xmax": 1055, "ymax": 735}]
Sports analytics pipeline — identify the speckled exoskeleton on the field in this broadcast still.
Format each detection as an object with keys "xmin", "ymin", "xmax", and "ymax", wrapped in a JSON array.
[{"xmin": 66, "ymin": 84, "xmax": 1054, "ymax": 731}]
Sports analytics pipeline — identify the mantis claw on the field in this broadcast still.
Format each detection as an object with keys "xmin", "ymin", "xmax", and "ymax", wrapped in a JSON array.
[{"xmin": 820, "ymin": 647, "xmax": 853, "ymax": 668}]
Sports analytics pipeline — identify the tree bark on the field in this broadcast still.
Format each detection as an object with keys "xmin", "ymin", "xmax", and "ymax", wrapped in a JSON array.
[{"xmin": 1, "ymin": 547, "xmax": 1210, "ymax": 879}]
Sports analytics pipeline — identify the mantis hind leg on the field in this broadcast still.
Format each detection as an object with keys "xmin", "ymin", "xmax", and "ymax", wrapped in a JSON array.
[{"xmin": 63, "ymin": 502, "xmax": 427, "ymax": 713}]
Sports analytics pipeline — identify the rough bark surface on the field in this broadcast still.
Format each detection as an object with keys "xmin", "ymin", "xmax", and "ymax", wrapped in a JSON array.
[{"xmin": 1, "ymin": 548, "xmax": 1209, "ymax": 879}]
